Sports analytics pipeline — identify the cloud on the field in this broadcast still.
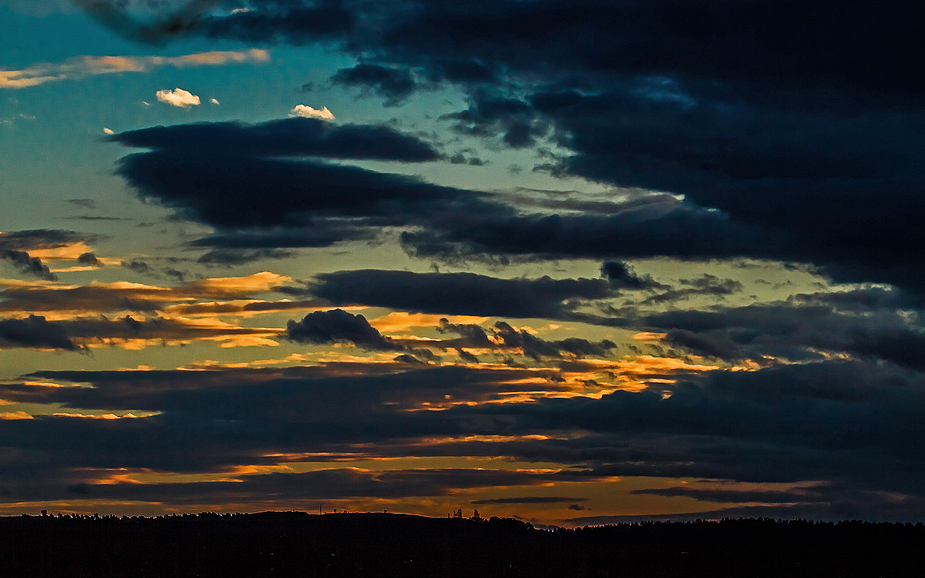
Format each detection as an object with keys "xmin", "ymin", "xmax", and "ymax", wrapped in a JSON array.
[
  {"xmin": 210, "ymin": 98, "xmax": 219, "ymax": 105},
  {"xmin": 156, "ymin": 88, "xmax": 200, "ymax": 108},
  {"xmin": 110, "ymin": 117, "xmax": 439, "ymax": 163},
  {"xmin": 149, "ymin": 0, "xmax": 925, "ymax": 293},
  {"xmin": 331, "ymin": 63, "xmax": 417, "ymax": 106},
  {"xmin": 71, "ymin": 0, "xmax": 224, "ymax": 45},
  {"xmin": 309, "ymin": 270, "xmax": 614, "ymax": 320},
  {"xmin": 0, "ymin": 315, "xmax": 79, "ymax": 350},
  {"xmin": 471, "ymin": 497, "xmax": 587, "ymax": 505},
  {"xmin": 289, "ymin": 105, "xmax": 334, "ymax": 120},
  {"xmin": 77, "ymin": 252, "xmax": 102, "ymax": 267},
  {"xmin": 1, "ymin": 250, "xmax": 55, "ymax": 280},
  {"xmin": 601, "ymin": 262, "xmax": 663, "ymax": 291},
  {"xmin": 286, "ymin": 309, "xmax": 403, "ymax": 351},
  {"xmin": 0, "ymin": 230, "xmax": 98, "ymax": 280},
  {"xmin": 491, "ymin": 321, "xmax": 616, "ymax": 360},
  {"xmin": 4, "ymin": 358, "xmax": 925, "ymax": 514},
  {"xmin": 0, "ymin": 49, "xmax": 269, "ymax": 89}
]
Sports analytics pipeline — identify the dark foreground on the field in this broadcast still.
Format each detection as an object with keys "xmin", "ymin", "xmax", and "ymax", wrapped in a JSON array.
[{"xmin": 2, "ymin": 512, "xmax": 923, "ymax": 577}]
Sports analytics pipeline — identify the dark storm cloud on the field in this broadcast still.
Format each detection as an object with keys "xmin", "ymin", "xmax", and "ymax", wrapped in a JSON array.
[
  {"xmin": 527, "ymin": 86, "xmax": 925, "ymax": 290},
  {"xmin": 110, "ymin": 118, "xmax": 502, "ymax": 246},
  {"xmin": 0, "ymin": 315, "xmax": 79, "ymax": 350},
  {"xmin": 164, "ymin": 1, "xmax": 921, "ymax": 107},
  {"xmin": 110, "ymin": 117, "xmax": 441, "ymax": 163},
  {"xmin": 115, "ymin": 150, "xmax": 492, "ymax": 230},
  {"xmin": 331, "ymin": 63, "xmax": 417, "ymax": 106},
  {"xmin": 194, "ymin": 0, "xmax": 355, "ymax": 45},
  {"xmin": 310, "ymin": 269, "xmax": 613, "ymax": 319},
  {"xmin": 286, "ymin": 309, "xmax": 403, "ymax": 351},
  {"xmin": 99, "ymin": 1, "xmax": 925, "ymax": 289},
  {"xmin": 400, "ymin": 200, "xmax": 795, "ymax": 264},
  {"xmin": 640, "ymin": 299, "xmax": 925, "ymax": 370}
]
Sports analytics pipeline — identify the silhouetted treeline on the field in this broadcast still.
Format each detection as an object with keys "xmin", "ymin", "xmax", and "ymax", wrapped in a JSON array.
[{"xmin": 1, "ymin": 512, "xmax": 923, "ymax": 577}]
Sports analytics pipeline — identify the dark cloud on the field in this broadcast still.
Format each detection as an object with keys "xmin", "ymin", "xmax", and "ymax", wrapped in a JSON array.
[
  {"xmin": 121, "ymin": 260, "xmax": 152, "ymax": 275},
  {"xmin": 438, "ymin": 318, "xmax": 493, "ymax": 348},
  {"xmin": 600, "ymin": 261, "xmax": 661, "ymax": 290},
  {"xmin": 331, "ymin": 63, "xmax": 417, "ymax": 106},
  {"xmin": 110, "ymin": 118, "xmax": 506, "ymax": 250},
  {"xmin": 310, "ymin": 269, "xmax": 613, "ymax": 319},
  {"xmin": 77, "ymin": 252, "xmax": 102, "ymax": 267},
  {"xmin": 641, "ymin": 299, "xmax": 925, "ymax": 370},
  {"xmin": 0, "ymin": 315, "xmax": 79, "ymax": 350},
  {"xmin": 642, "ymin": 274, "xmax": 743, "ymax": 304},
  {"xmin": 400, "ymin": 200, "xmax": 793, "ymax": 265},
  {"xmin": 457, "ymin": 348, "xmax": 479, "ymax": 364},
  {"xmin": 377, "ymin": 0, "xmax": 921, "ymax": 105},
  {"xmin": 286, "ymin": 309, "xmax": 403, "ymax": 351},
  {"xmin": 4, "ymin": 358, "xmax": 925, "ymax": 514},
  {"xmin": 194, "ymin": 0, "xmax": 355, "ymax": 45},
  {"xmin": 1, "ymin": 250, "xmax": 55, "ymax": 280},
  {"xmin": 100, "ymin": 3, "xmax": 924, "ymax": 291},
  {"xmin": 449, "ymin": 150, "xmax": 486, "ymax": 166},
  {"xmin": 110, "ymin": 117, "xmax": 441, "ymax": 163},
  {"xmin": 440, "ymin": 89, "xmax": 545, "ymax": 148},
  {"xmin": 72, "ymin": 0, "xmax": 223, "ymax": 44},
  {"xmin": 663, "ymin": 328, "xmax": 743, "ymax": 361},
  {"xmin": 0, "ymin": 229, "xmax": 95, "ymax": 281},
  {"xmin": 492, "ymin": 321, "xmax": 615, "ymax": 360}
]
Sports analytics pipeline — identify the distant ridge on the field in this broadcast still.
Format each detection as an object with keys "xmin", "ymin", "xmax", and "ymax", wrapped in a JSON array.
[{"xmin": 2, "ymin": 512, "xmax": 922, "ymax": 577}]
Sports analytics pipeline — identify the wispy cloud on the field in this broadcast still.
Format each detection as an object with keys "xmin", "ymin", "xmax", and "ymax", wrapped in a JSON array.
[{"xmin": 0, "ymin": 49, "xmax": 269, "ymax": 89}]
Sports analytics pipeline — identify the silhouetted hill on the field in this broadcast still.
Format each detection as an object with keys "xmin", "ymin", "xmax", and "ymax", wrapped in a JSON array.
[{"xmin": 1, "ymin": 512, "xmax": 922, "ymax": 577}]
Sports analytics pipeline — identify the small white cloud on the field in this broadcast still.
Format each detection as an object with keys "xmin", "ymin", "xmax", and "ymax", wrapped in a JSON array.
[
  {"xmin": 156, "ymin": 88, "xmax": 200, "ymax": 108},
  {"xmin": 289, "ymin": 104, "xmax": 335, "ymax": 120},
  {"xmin": 210, "ymin": 98, "xmax": 220, "ymax": 105},
  {"xmin": 103, "ymin": 127, "xmax": 115, "ymax": 135}
]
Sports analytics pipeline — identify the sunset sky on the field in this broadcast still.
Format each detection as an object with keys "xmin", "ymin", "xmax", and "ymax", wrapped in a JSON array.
[{"xmin": 1, "ymin": 0, "xmax": 923, "ymax": 526}]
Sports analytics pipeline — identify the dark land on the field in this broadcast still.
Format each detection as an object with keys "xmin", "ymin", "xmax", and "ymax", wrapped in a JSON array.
[{"xmin": 2, "ymin": 512, "xmax": 923, "ymax": 577}]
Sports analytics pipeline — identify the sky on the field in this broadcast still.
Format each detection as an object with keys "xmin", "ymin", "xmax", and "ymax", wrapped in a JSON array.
[{"xmin": 0, "ymin": 0, "xmax": 923, "ymax": 526}]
